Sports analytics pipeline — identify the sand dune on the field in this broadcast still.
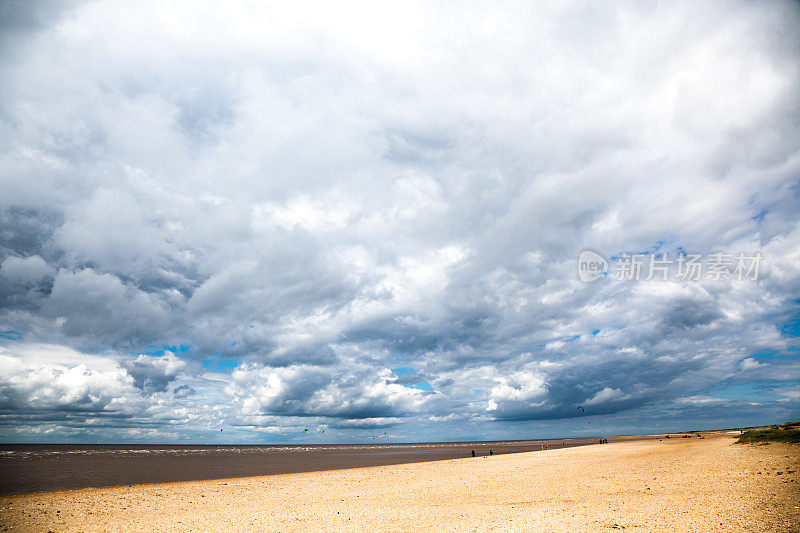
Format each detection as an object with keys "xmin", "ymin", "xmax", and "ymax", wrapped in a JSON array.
[{"xmin": 1, "ymin": 434, "xmax": 798, "ymax": 532}]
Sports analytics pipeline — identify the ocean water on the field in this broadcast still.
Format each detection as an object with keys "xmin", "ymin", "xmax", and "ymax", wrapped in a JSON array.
[{"xmin": 0, "ymin": 438, "xmax": 599, "ymax": 494}]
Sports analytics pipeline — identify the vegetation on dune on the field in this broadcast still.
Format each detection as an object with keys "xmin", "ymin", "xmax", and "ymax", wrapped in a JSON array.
[{"xmin": 736, "ymin": 422, "xmax": 800, "ymax": 445}]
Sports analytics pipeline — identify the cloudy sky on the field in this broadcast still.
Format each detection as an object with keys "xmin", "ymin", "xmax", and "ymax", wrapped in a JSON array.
[{"xmin": 0, "ymin": 0, "xmax": 798, "ymax": 444}]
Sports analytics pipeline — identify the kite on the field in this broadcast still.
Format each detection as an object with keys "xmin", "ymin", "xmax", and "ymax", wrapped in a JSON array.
[
  {"xmin": 577, "ymin": 405, "xmax": 585, "ymax": 412},
  {"xmin": 302, "ymin": 428, "xmax": 309, "ymax": 434}
]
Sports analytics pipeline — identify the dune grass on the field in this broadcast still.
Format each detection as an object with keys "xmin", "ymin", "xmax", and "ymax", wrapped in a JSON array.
[{"xmin": 736, "ymin": 422, "xmax": 800, "ymax": 444}]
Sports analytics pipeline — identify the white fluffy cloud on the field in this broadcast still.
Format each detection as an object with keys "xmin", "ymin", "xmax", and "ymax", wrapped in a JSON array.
[
  {"xmin": 0, "ymin": 343, "xmax": 133, "ymax": 413},
  {"xmin": 228, "ymin": 363, "xmax": 428, "ymax": 424},
  {"xmin": 0, "ymin": 255, "xmax": 54, "ymax": 283}
]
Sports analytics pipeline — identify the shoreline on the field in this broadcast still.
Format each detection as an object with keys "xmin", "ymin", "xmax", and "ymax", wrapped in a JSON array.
[
  {"xmin": 2, "ymin": 433, "xmax": 797, "ymax": 532},
  {"xmin": 0, "ymin": 436, "xmax": 613, "ymax": 495}
]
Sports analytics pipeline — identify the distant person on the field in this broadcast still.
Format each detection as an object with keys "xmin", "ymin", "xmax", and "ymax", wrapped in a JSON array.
[
  {"xmin": 471, "ymin": 450, "xmax": 475, "ymax": 457},
  {"xmin": 489, "ymin": 450, "xmax": 493, "ymax": 455}
]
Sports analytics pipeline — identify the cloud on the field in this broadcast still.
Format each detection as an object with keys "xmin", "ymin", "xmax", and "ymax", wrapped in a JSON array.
[
  {"xmin": 228, "ymin": 363, "xmax": 427, "ymax": 421},
  {"xmin": 0, "ymin": 343, "xmax": 135, "ymax": 415},
  {"xmin": 42, "ymin": 269, "xmax": 170, "ymax": 348},
  {"xmin": 172, "ymin": 384, "xmax": 196, "ymax": 399},
  {"xmin": 0, "ymin": 343, "xmax": 237, "ymax": 441},
  {"xmin": 55, "ymin": 187, "xmax": 165, "ymax": 274},
  {"xmin": 487, "ymin": 371, "xmax": 548, "ymax": 414},
  {"xmin": 677, "ymin": 396, "xmax": 725, "ymax": 404},
  {"xmin": 0, "ymin": 0, "xmax": 81, "ymax": 54},
  {"xmin": 584, "ymin": 387, "xmax": 631, "ymax": 407},
  {"xmin": 123, "ymin": 352, "xmax": 186, "ymax": 395},
  {"xmin": 0, "ymin": 0, "xmax": 799, "ymax": 441},
  {"xmin": 0, "ymin": 255, "xmax": 55, "ymax": 283}
]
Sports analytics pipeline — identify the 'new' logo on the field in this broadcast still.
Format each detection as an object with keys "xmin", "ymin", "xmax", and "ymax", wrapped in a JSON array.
[{"xmin": 577, "ymin": 250, "xmax": 608, "ymax": 283}]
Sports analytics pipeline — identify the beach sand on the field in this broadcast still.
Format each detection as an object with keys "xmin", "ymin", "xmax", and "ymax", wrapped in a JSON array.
[{"xmin": 1, "ymin": 433, "xmax": 797, "ymax": 532}]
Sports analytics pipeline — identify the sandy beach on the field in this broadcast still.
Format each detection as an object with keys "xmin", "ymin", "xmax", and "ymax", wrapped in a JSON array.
[{"xmin": 1, "ymin": 433, "xmax": 797, "ymax": 532}]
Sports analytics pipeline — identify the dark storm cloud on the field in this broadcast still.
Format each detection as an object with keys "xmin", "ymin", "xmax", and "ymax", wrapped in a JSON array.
[
  {"xmin": 0, "ymin": 207, "xmax": 62, "ymax": 261},
  {"xmin": 123, "ymin": 353, "xmax": 185, "ymax": 395},
  {"xmin": 663, "ymin": 299, "xmax": 722, "ymax": 330}
]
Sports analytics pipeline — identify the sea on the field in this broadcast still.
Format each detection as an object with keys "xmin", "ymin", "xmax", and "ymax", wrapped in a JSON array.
[{"xmin": 0, "ymin": 437, "xmax": 600, "ymax": 494}]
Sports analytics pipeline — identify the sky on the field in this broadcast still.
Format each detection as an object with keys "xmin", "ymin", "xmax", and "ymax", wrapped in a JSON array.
[{"xmin": 0, "ymin": 0, "xmax": 799, "ymax": 444}]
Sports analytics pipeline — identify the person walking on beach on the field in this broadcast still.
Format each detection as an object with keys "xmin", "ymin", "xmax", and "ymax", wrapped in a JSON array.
[{"xmin": 471, "ymin": 450, "xmax": 475, "ymax": 457}]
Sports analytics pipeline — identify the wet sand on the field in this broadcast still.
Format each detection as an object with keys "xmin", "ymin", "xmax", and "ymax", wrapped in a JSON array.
[
  {"xmin": 1, "ymin": 433, "xmax": 797, "ymax": 532},
  {"xmin": 0, "ymin": 438, "xmax": 598, "ymax": 494}
]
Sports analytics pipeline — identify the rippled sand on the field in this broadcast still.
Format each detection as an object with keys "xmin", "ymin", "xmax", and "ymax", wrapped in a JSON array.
[{"xmin": 1, "ymin": 433, "xmax": 797, "ymax": 532}]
